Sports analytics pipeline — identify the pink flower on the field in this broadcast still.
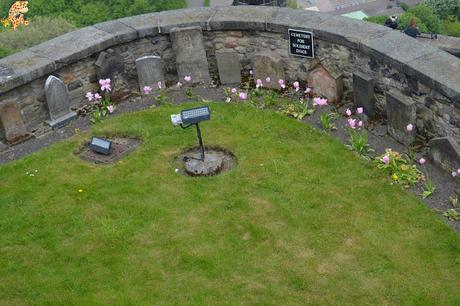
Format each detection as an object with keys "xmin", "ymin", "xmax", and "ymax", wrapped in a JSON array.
[
  {"xmin": 157, "ymin": 81, "xmax": 162, "ymax": 89},
  {"xmin": 358, "ymin": 120, "xmax": 363, "ymax": 127},
  {"xmin": 458, "ymin": 168, "xmax": 460, "ymax": 174},
  {"xmin": 278, "ymin": 79, "xmax": 285, "ymax": 89},
  {"xmin": 184, "ymin": 75, "xmax": 192, "ymax": 82},
  {"xmin": 107, "ymin": 105, "xmax": 114, "ymax": 114},
  {"xmin": 143, "ymin": 86, "xmax": 152, "ymax": 94},
  {"xmin": 357, "ymin": 107, "xmax": 364, "ymax": 114},
  {"xmin": 452, "ymin": 171, "xmax": 458, "ymax": 177},
  {"xmin": 382, "ymin": 155, "xmax": 390, "ymax": 165},
  {"xmin": 419, "ymin": 158, "xmax": 426, "ymax": 165},
  {"xmin": 347, "ymin": 118, "xmax": 357, "ymax": 129},
  {"xmin": 305, "ymin": 87, "xmax": 312, "ymax": 94},
  {"xmin": 293, "ymin": 81, "xmax": 300, "ymax": 91},
  {"xmin": 256, "ymin": 79, "xmax": 263, "ymax": 88},
  {"xmin": 85, "ymin": 92, "xmax": 94, "ymax": 101},
  {"xmin": 99, "ymin": 79, "xmax": 112, "ymax": 92},
  {"xmin": 225, "ymin": 97, "xmax": 231, "ymax": 103},
  {"xmin": 176, "ymin": 82, "xmax": 183, "ymax": 88},
  {"xmin": 231, "ymin": 88, "xmax": 237, "ymax": 94},
  {"xmin": 346, "ymin": 109, "xmax": 352, "ymax": 117},
  {"xmin": 313, "ymin": 97, "xmax": 328, "ymax": 106},
  {"xmin": 265, "ymin": 77, "xmax": 271, "ymax": 83},
  {"xmin": 239, "ymin": 92, "xmax": 248, "ymax": 100},
  {"xmin": 406, "ymin": 124, "xmax": 413, "ymax": 132},
  {"xmin": 94, "ymin": 93, "xmax": 102, "ymax": 101}
]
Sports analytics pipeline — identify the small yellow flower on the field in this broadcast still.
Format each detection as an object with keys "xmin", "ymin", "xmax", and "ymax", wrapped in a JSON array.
[
  {"xmin": 392, "ymin": 174, "xmax": 399, "ymax": 181},
  {"xmin": 78, "ymin": 189, "xmax": 83, "ymax": 193}
]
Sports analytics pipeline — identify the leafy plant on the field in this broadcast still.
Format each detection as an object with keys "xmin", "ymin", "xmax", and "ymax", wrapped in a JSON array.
[
  {"xmin": 320, "ymin": 113, "xmax": 336, "ymax": 131},
  {"xmin": 422, "ymin": 180, "xmax": 436, "ymax": 199},
  {"xmin": 443, "ymin": 209, "xmax": 460, "ymax": 221},
  {"xmin": 375, "ymin": 149, "xmax": 424, "ymax": 187},
  {"xmin": 449, "ymin": 194, "xmax": 458, "ymax": 208},
  {"xmin": 347, "ymin": 129, "xmax": 373, "ymax": 158}
]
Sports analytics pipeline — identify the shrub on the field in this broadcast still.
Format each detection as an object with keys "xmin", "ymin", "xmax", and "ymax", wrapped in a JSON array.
[
  {"xmin": 424, "ymin": 0, "xmax": 460, "ymax": 19},
  {"xmin": 363, "ymin": 15, "xmax": 388, "ymax": 26},
  {"xmin": 408, "ymin": 4, "xmax": 441, "ymax": 33},
  {"xmin": 442, "ymin": 17, "xmax": 460, "ymax": 37},
  {"xmin": 0, "ymin": 16, "xmax": 76, "ymax": 58}
]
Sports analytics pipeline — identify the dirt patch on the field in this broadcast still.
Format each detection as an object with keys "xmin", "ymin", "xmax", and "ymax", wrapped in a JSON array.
[{"xmin": 77, "ymin": 137, "xmax": 140, "ymax": 164}]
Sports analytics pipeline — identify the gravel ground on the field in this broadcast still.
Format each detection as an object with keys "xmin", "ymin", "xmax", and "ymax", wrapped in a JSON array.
[{"xmin": 1, "ymin": 86, "xmax": 458, "ymax": 232}]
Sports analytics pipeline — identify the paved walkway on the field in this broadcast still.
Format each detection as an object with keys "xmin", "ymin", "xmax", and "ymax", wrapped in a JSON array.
[{"xmin": 187, "ymin": 0, "xmax": 204, "ymax": 8}]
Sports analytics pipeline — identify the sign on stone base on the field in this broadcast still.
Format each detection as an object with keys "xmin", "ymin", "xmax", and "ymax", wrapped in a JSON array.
[{"xmin": 289, "ymin": 29, "xmax": 314, "ymax": 58}]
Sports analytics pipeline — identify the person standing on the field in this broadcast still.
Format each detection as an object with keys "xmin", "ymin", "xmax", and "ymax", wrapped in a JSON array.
[{"xmin": 404, "ymin": 18, "xmax": 421, "ymax": 38}]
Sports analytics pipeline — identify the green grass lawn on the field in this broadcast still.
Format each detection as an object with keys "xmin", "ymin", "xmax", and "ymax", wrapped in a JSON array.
[{"xmin": 0, "ymin": 103, "xmax": 459, "ymax": 304}]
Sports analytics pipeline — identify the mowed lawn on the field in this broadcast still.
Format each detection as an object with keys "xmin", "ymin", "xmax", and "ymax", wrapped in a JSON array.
[{"xmin": 0, "ymin": 103, "xmax": 459, "ymax": 305}]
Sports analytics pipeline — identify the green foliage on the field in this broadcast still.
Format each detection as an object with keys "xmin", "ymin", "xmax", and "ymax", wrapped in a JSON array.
[
  {"xmin": 406, "ymin": 4, "xmax": 441, "ymax": 33},
  {"xmin": 0, "ymin": 16, "xmax": 76, "ymax": 58},
  {"xmin": 442, "ymin": 17, "xmax": 460, "ymax": 37},
  {"xmin": 375, "ymin": 149, "xmax": 424, "ymax": 187},
  {"xmin": 363, "ymin": 15, "xmax": 388, "ymax": 25},
  {"xmin": 0, "ymin": 0, "xmax": 187, "ymax": 28},
  {"xmin": 422, "ymin": 180, "xmax": 436, "ymax": 199},
  {"xmin": 443, "ymin": 209, "xmax": 460, "ymax": 220},
  {"xmin": 90, "ymin": 98, "xmax": 114, "ymax": 124},
  {"xmin": 424, "ymin": 0, "xmax": 460, "ymax": 19},
  {"xmin": 346, "ymin": 128, "xmax": 373, "ymax": 158},
  {"xmin": 320, "ymin": 113, "xmax": 336, "ymax": 131}
]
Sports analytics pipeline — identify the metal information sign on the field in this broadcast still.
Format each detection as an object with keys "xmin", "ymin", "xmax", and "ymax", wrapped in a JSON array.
[{"xmin": 289, "ymin": 29, "xmax": 314, "ymax": 58}]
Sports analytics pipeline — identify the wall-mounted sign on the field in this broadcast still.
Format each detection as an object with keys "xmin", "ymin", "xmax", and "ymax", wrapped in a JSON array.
[{"xmin": 289, "ymin": 29, "xmax": 314, "ymax": 58}]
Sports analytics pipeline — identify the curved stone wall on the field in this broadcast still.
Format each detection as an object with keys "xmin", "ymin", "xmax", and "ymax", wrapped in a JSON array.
[{"xmin": 0, "ymin": 6, "xmax": 459, "ymax": 146}]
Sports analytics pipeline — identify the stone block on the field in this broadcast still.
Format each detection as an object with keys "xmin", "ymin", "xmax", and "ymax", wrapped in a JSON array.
[
  {"xmin": 0, "ymin": 104, "xmax": 30, "ymax": 145},
  {"xmin": 216, "ymin": 50, "xmax": 241, "ymax": 85},
  {"xmin": 93, "ymin": 20, "xmax": 138, "ymax": 44},
  {"xmin": 135, "ymin": 56, "xmax": 165, "ymax": 91},
  {"xmin": 386, "ymin": 90, "xmax": 416, "ymax": 145},
  {"xmin": 307, "ymin": 63, "xmax": 343, "ymax": 104},
  {"xmin": 353, "ymin": 72, "xmax": 375, "ymax": 117},
  {"xmin": 210, "ymin": 6, "xmax": 278, "ymax": 31},
  {"xmin": 253, "ymin": 51, "xmax": 285, "ymax": 90},
  {"xmin": 95, "ymin": 50, "xmax": 130, "ymax": 102},
  {"xmin": 429, "ymin": 137, "xmax": 460, "ymax": 172},
  {"xmin": 44, "ymin": 76, "xmax": 77, "ymax": 129},
  {"xmin": 170, "ymin": 26, "xmax": 210, "ymax": 84},
  {"xmin": 0, "ymin": 141, "xmax": 8, "ymax": 152}
]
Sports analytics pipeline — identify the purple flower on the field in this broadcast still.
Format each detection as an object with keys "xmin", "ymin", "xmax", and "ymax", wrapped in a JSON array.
[
  {"xmin": 231, "ymin": 88, "xmax": 237, "ymax": 94},
  {"xmin": 107, "ymin": 105, "xmax": 114, "ymax": 114},
  {"xmin": 94, "ymin": 93, "xmax": 102, "ymax": 101},
  {"xmin": 239, "ymin": 92, "xmax": 248, "ymax": 100},
  {"xmin": 452, "ymin": 171, "xmax": 458, "ymax": 177},
  {"xmin": 458, "ymin": 168, "xmax": 460, "ymax": 174},
  {"xmin": 293, "ymin": 81, "xmax": 300, "ymax": 92},
  {"xmin": 419, "ymin": 158, "xmax": 426, "ymax": 165},
  {"xmin": 406, "ymin": 124, "xmax": 413, "ymax": 132},
  {"xmin": 85, "ymin": 92, "xmax": 94, "ymax": 101},
  {"xmin": 278, "ymin": 79, "xmax": 286, "ymax": 89},
  {"xmin": 256, "ymin": 79, "xmax": 263, "ymax": 88},
  {"xmin": 157, "ymin": 81, "xmax": 162, "ymax": 89},
  {"xmin": 358, "ymin": 120, "xmax": 363, "ymax": 128},
  {"xmin": 265, "ymin": 77, "xmax": 271, "ymax": 83},
  {"xmin": 143, "ymin": 86, "xmax": 152, "ymax": 94},
  {"xmin": 184, "ymin": 75, "xmax": 192, "ymax": 82},
  {"xmin": 346, "ymin": 109, "xmax": 352, "ymax": 117},
  {"xmin": 176, "ymin": 82, "xmax": 183, "ymax": 88},
  {"xmin": 313, "ymin": 97, "xmax": 328, "ymax": 106},
  {"xmin": 357, "ymin": 107, "xmax": 364, "ymax": 114},
  {"xmin": 382, "ymin": 155, "xmax": 390, "ymax": 165},
  {"xmin": 305, "ymin": 87, "xmax": 312, "ymax": 94},
  {"xmin": 347, "ymin": 118, "xmax": 357, "ymax": 129},
  {"xmin": 99, "ymin": 79, "xmax": 112, "ymax": 92}
]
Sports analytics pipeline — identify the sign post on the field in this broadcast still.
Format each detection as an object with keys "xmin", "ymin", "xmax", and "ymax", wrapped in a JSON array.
[{"xmin": 288, "ymin": 29, "xmax": 314, "ymax": 58}]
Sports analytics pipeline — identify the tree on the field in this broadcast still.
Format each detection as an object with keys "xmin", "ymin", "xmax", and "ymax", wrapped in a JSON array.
[{"xmin": 424, "ymin": 0, "xmax": 460, "ymax": 19}]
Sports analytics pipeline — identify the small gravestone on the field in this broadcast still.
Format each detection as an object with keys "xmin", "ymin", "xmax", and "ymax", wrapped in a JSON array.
[
  {"xmin": 428, "ymin": 137, "xmax": 460, "ymax": 172},
  {"xmin": 386, "ymin": 91, "xmax": 416, "ymax": 145},
  {"xmin": 95, "ymin": 49, "xmax": 130, "ymax": 102},
  {"xmin": 170, "ymin": 26, "xmax": 211, "ymax": 84},
  {"xmin": 253, "ymin": 51, "xmax": 285, "ymax": 89},
  {"xmin": 0, "ymin": 104, "xmax": 30, "ymax": 144},
  {"xmin": 216, "ymin": 50, "xmax": 241, "ymax": 85},
  {"xmin": 353, "ymin": 72, "xmax": 375, "ymax": 117},
  {"xmin": 44, "ymin": 75, "xmax": 77, "ymax": 129},
  {"xmin": 135, "ymin": 55, "xmax": 165, "ymax": 91},
  {"xmin": 307, "ymin": 62, "xmax": 343, "ymax": 104}
]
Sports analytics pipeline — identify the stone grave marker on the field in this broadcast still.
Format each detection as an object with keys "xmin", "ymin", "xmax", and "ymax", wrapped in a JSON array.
[
  {"xmin": 216, "ymin": 50, "xmax": 241, "ymax": 85},
  {"xmin": 353, "ymin": 72, "xmax": 375, "ymax": 116},
  {"xmin": 428, "ymin": 137, "xmax": 460, "ymax": 172},
  {"xmin": 386, "ymin": 90, "xmax": 416, "ymax": 145},
  {"xmin": 135, "ymin": 55, "xmax": 165, "ymax": 91},
  {"xmin": 0, "ymin": 104, "xmax": 30, "ymax": 144},
  {"xmin": 170, "ymin": 26, "xmax": 211, "ymax": 84},
  {"xmin": 253, "ymin": 51, "xmax": 285, "ymax": 90},
  {"xmin": 95, "ymin": 49, "xmax": 130, "ymax": 102},
  {"xmin": 44, "ymin": 75, "xmax": 77, "ymax": 129},
  {"xmin": 307, "ymin": 62, "xmax": 343, "ymax": 104}
]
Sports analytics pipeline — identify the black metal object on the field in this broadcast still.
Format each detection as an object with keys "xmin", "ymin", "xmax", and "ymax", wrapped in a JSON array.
[
  {"xmin": 181, "ymin": 106, "xmax": 211, "ymax": 125},
  {"xmin": 180, "ymin": 123, "xmax": 206, "ymax": 161},
  {"xmin": 232, "ymin": 0, "xmax": 286, "ymax": 6},
  {"xmin": 89, "ymin": 137, "xmax": 112, "ymax": 155}
]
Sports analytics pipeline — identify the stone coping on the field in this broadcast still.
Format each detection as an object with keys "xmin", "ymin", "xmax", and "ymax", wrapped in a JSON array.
[{"xmin": 0, "ymin": 6, "xmax": 459, "ymax": 105}]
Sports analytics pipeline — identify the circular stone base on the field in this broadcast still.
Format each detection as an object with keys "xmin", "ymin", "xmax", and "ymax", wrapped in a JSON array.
[
  {"xmin": 174, "ymin": 146, "xmax": 237, "ymax": 177},
  {"xmin": 184, "ymin": 153, "xmax": 223, "ymax": 176}
]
